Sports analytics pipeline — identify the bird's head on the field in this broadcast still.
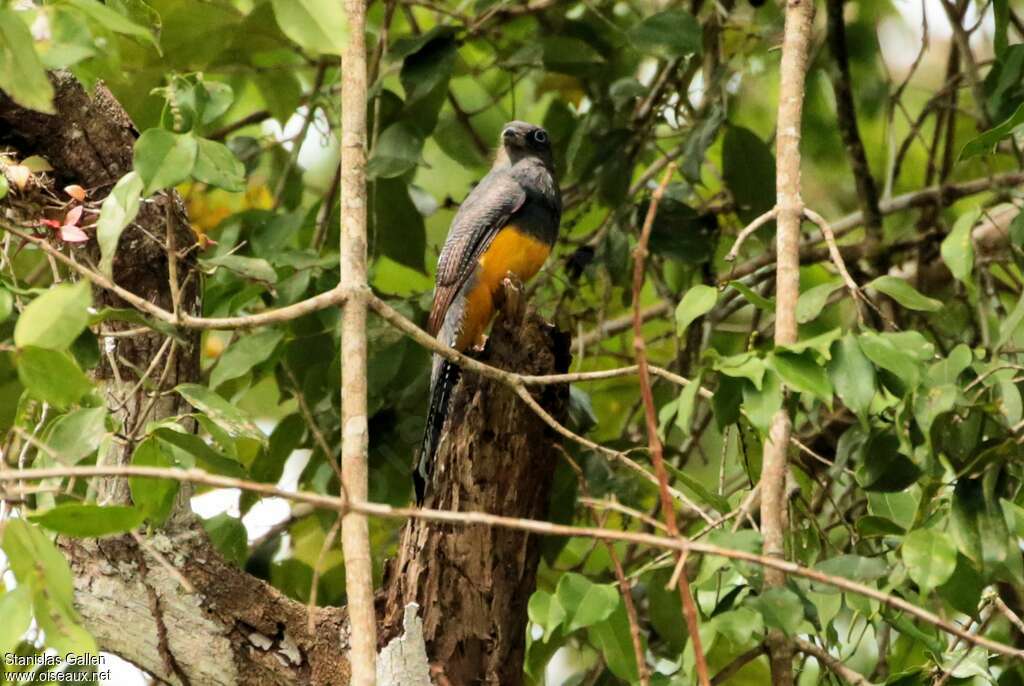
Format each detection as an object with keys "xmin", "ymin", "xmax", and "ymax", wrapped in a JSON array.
[{"xmin": 499, "ymin": 121, "xmax": 553, "ymax": 169}]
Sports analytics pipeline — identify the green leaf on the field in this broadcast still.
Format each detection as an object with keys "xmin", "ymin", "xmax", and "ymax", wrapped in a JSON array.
[
  {"xmin": 555, "ymin": 572, "xmax": 619, "ymax": 632},
  {"xmin": 528, "ymin": 589, "xmax": 566, "ymax": 642},
  {"xmin": 673, "ymin": 371, "xmax": 703, "ymax": 437},
  {"xmin": 46, "ymin": 406, "xmax": 107, "ymax": 464},
  {"xmin": 950, "ymin": 470, "xmax": 1011, "ymax": 573},
  {"xmin": 97, "ymin": 171, "xmax": 144, "ymax": 276},
  {"xmin": 211, "ymin": 329, "xmax": 284, "ymax": 388},
  {"xmin": 129, "ymin": 438, "xmax": 179, "ymax": 526},
  {"xmin": 17, "ymin": 347, "xmax": 93, "ymax": 409},
  {"xmin": 994, "ymin": 0, "xmax": 1009, "ymax": 56},
  {"xmin": 153, "ymin": 427, "xmax": 246, "ymax": 478},
  {"xmin": 711, "ymin": 374, "xmax": 743, "ymax": 429},
  {"xmin": 541, "ymin": 37, "xmax": 605, "ymax": 76},
  {"xmin": 628, "ymin": 10, "xmax": 702, "ymax": 59},
  {"xmin": 400, "ymin": 29, "xmax": 458, "ymax": 105},
  {"xmin": 749, "ymin": 588, "xmax": 803, "ymax": 635},
  {"xmin": 176, "ymin": 383, "xmax": 266, "ymax": 443},
  {"xmin": 0, "ymin": 286, "xmax": 11, "ymax": 323},
  {"xmin": 270, "ymin": 0, "xmax": 347, "ymax": 55},
  {"xmin": 0, "ymin": 9, "xmax": 55, "ymax": 113},
  {"xmin": 796, "ymin": 281, "xmax": 843, "ymax": 324},
  {"xmin": 768, "ymin": 351, "xmax": 832, "ymax": 401},
  {"xmin": 941, "ymin": 208, "xmax": 979, "ymax": 284},
  {"xmin": 14, "ymin": 280, "xmax": 92, "ymax": 350},
  {"xmin": 728, "ymin": 280, "xmax": 775, "ymax": 312},
  {"xmin": 370, "ymin": 178, "xmax": 427, "ymax": 273},
  {"xmin": 133, "ymin": 128, "xmax": 198, "ymax": 196},
  {"xmin": 367, "ymin": 123, "xmax": 424, "ymax": 179},
  {"xmin": 813, "ymin": 555, "xmax": 887, "ymax": 590},
  {"xmin": 30, "ymin": 504, "xmax": 145, "ymax": 537},
  {"xmin": 199, "ymin": 254, "xmax": 278, "ymax": 284},
  {"xmin": 928, "ymin": 344, "xmax": 972, "ymax": 385},
  {"xmin": 192, "ymin": 138, "xmax": 246, "ymax": 192},
  {"xmin": 867, "ymin": 275, "xmax": 942, "ymax": 312},
  {"xmin": 675, "ymin": 285, "xmax": 717, "ymax": 336},
  {"xmin": 0, "ymin": 173, "xmax": 8, "ymax": 200},
  {"xmin": 959, "ymin": 101, "xmax": 1024, "ymax": 160},
  {"xmin": 828, "ymin": 335, "xmax": 876, "ymax": 420},
  {"xmin": 587, "ymin": 602, "xmax": 638, "ymax": 682},
  {"xmin": 938, "ymin": 554, "xmax": 985, "ymax": 618},
  {"xmin": 902, "ymin": 529, "xmax": 957, "ymax": 593},
  {"xmin": 723, "ymin": 126, "xmax": 776, "ymax": 224},
  {"xmin": 65, "ymin": 0, "xmax": 159, "ymax": 50},
  {"xmin": 857, "ymin": 331, "xmax": 927, "ymax": 392},
  {"xmin": 667, "ymin": 462, "xmax": 730, "ymax": 513},
  {"xmin": 856, "ymin": 515, "xmax": 906, "ymax": 538},
  {"xmin": 0, "ymin": 586, "xmax": 33, "ymax": 657},
  {"xmin": 913, "ymin": 384, "xmax": 958, "ymax": 436},
  {"xmin": 202, "ymin": 513, "xmax": 248, "ymax": 566},
  {"xmin": 2, "ymin": 519, "xmax": 96, "ymax": 655},
  {"xmin": 643, "ymin": 568, "xmax": 686, "ymax": 652},
  {"xmin": 712, "ymin": 351, "xmax": 766, "ymax": 389},
  {"xmin": 779, "ymin": 328, "xmax": 841, "ymax": 359},
  {"xmin": 742, "ymin": 371, "xmax": 782, "ymax": 434},
  {"xmin": 857, "ymin": 431, "xmax": 922, "ymax": 493},
  {"xmin": 999, "ymin": 291, "xmax": 1024, "ymax": 348}
]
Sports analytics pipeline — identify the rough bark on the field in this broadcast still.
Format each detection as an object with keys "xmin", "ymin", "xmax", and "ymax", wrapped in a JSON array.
[
  {"xmin": 0, "ymin": 71, "xmax": 199, "ymax": 510},
  {"xmin": 381, "ymin": 309, "xmax": 571, "ymax": 686},
  {"xmin": 1, "ymin": 74, "xmax": 351, "ymax": 684}
]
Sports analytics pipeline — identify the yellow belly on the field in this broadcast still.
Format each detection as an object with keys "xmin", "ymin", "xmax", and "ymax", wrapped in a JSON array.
[{"xmin": 454, "ymin": 226, "xmax": 550, "ymax": 351}]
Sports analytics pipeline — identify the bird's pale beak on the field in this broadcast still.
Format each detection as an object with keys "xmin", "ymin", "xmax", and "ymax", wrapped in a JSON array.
[{"xmin": 502, "ymin": 127, "xmax": 520, "ymax": 145}]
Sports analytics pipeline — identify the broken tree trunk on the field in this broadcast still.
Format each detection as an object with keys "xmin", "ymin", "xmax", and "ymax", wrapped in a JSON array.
[{"xmin": 381, "ymin": 310, "xmax": 571, "ymax": 686}]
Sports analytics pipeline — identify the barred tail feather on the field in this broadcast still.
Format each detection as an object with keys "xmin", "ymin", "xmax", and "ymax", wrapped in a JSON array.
[{"xmin": 415, "ymin": 359, "xmax": 461, "ymax": 503}]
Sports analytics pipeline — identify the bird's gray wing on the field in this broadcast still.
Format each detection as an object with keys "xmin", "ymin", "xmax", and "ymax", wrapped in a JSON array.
[{"xmin": 427, "ymin": 170, "xmax": 526, "ymax": 336}]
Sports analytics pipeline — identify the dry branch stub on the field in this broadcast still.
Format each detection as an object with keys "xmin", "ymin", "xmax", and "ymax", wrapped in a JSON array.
[{"xmin": 382, "ymin": 308, "xmax": 570, "ymax": 686}]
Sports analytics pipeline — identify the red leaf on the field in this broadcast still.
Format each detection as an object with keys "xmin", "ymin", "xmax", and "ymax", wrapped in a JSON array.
[
  {"xmin": 64, "ymin": 185, "xmax": 87, "ymax": 201},
  {"xmin": 39, "ymin": 219, "xmax": 62, "ymax": 229},
  {"xmin": 64, "ymin": 205, "xmax": 84, "ymax": 226},
  {"xmin": 60, "ymin": 224, "xmax": 89, "ymax": 243}
]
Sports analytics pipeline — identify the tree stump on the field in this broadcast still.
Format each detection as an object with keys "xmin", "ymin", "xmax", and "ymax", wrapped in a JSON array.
[{"xmin": 381, "ymin": 309, "xmax": 571, "ymax": 686}]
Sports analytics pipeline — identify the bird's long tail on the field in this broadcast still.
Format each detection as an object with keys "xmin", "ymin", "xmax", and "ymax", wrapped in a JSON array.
[{"xmin": 414, "ymin": 357, "xmax": 461, "ymax": 503}]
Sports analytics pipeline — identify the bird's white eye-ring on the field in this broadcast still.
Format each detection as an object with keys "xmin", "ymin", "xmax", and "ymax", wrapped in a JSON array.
[{"xmin": 533, "ymin": 129, "xmax": 548, "ymax": 144}]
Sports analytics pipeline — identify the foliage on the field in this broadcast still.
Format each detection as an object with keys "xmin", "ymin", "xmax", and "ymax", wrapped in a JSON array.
[{"xmin": 1, "ymin": 0, "xmax": 1024, "ymax": 684}]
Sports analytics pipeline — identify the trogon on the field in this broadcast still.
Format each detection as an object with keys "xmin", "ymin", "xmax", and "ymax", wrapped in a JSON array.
[{"xmin": 415, "ymin": 121, "xmax": 561, "ymax": 502}]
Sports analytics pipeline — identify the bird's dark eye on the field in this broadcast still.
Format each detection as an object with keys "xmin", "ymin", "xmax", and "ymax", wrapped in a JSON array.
[{"xmin": 532, "ymin": 130, "xmax": 548, "ymax": 144}]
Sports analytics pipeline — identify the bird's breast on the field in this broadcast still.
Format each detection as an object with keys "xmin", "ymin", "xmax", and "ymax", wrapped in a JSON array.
[{"xmin": 453, "ymin": 225, "xmax": 551, "ymax": 351}]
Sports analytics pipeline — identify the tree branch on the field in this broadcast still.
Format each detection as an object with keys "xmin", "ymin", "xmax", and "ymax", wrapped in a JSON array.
[
  {"xmin": 4, "ymin": 464, "xmax": 1023, "ymax": 662},
  {"xmin": 826, "ymin": 0, "xmax": 883, "ymax": 245},
  {"xmin": 764, "ymin": 0, "xmax": 818, "ymax": 681},
  {"xmin": 631, "ymin": 163, "xmax": 710, "ymax": 686},
  {"xmin": 339, "ymin": 0, "xmax": 377, "ymax": 682}
]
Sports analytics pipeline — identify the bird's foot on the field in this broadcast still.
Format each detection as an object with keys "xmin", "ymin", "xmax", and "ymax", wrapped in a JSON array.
[{"xmin": 499, "ymin": 272, "xmax": 526, "ymax": 325}]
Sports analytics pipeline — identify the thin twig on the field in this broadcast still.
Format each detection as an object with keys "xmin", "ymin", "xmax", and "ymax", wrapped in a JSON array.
[
  {"xmin": 794, "ymin": 638, "xmax": 875, "ymax": 686},
  {"xmin": 3, "ymin": 464, "xmax": 1022, "ymax": 660},
  {"xmin": 630, "ymin": 162, "xmax": 710, "ymax": 686},
  {"xmin": 0, "ymin": 221, "xmax": 348, "ymax": 330},
  {"xmin": 725, "ymin": 208, "xmax": 779, "ymax": 262},
  {"xmin": 607, "ymin": 544, "xmax": 650, "ymax": 686}
]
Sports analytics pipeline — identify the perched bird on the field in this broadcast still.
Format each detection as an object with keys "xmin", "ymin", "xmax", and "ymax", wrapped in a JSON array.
[{"xmin": 415, "ymin": 121, "xmax": 561, "ymax": 502}]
